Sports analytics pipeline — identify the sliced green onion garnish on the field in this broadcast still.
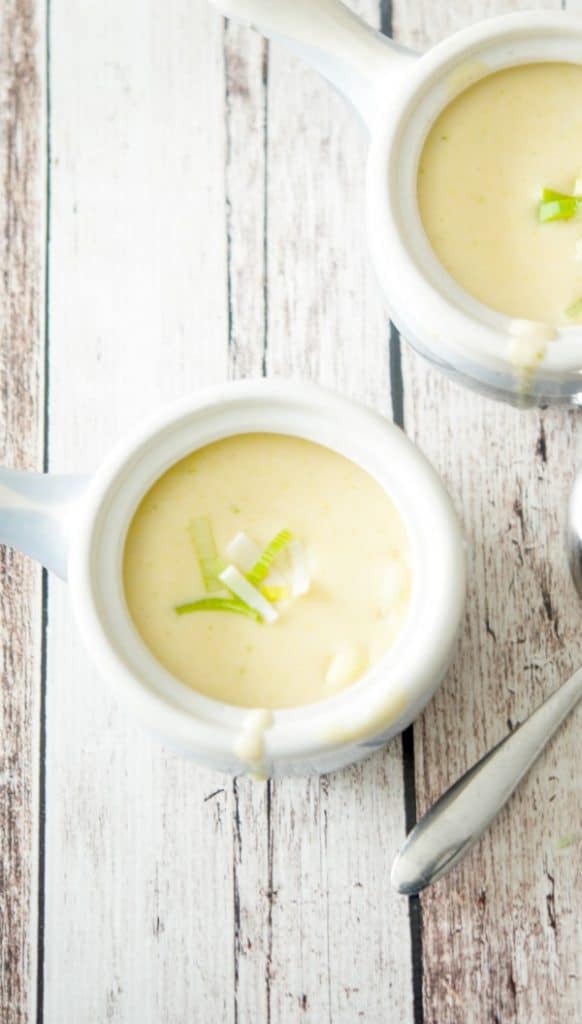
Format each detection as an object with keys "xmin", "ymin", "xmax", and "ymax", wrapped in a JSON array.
[
  {"xmin": 178, "ymin": 523, "xmax": 305, "ymax": 624},
  {"xmin": 565, "ymin": 297, "xmax": 582, "ymax": 320},
  {"xmin": 189, "ymin": 517, "xmax": 224, "ymax": 592},
  {"xmin": 538, "ymin": 197, "xmax": 579, "ymax": 223},
  {"xmin": 246, "ymin": 529, "xmax": 292, "ymax": 587},
  {"xmin": 175, "ymin": 596, "xmax": 260, "ymax": 621},
  {"xmin": 537, "ymin": 184, "xmax": 582, "ymax": 222},
  {"xmin": 220, "ymin": 565, "xmax": 278, "ymax": 624},
  {"xmin": 226, "ymin": 531, "xmax": 262, "ymax": 572},
  {"xmin": 228, "ymin": 530, "xmax": 288, "ymax": 593},
  {"xmin": 540, "ymin": 187, "xmax": 573, "ymax": 203},
  {"xmin": 260, "ymin": 584, "xmax": 290, "ymax": 602}
]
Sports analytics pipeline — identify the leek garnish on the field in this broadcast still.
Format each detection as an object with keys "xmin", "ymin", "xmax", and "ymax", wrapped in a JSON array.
[
  {"xmin": 219, "ymin": 565, "xmax": 279, "ymax": 624},
  {"xmin": 176, "ymin": 521, "xmax": 303, "ymax": 624},
  {"xmin": 538, "ymin": 197, "xmax": 578, "ymax": 223},
  {"xmin": 175, "ymin": 597, "xmax": 261, "ymax": 621},
  {"xmin": 189, "ymin": 517, "xmax": 224, "ymax": 592},
  {"xmin": 228, "ymin": 531, "xmax": 288, "ymax": 593},
  {"xmin": 246, "ymin": 530, "xmax": 292, "ymax": 587},
  {"xmin": 565, "ymin": 297, "xmax": 582, "ymax": 320},
  {"xmin": 261, "ymin": 585, "xmax": 290, "ymax": 603},
  {"xmin": 226, "ymin": 531, "xmax": 261, "ymax": 573},
  {"xmin": 537, "ymin": 186, "xmax": 581, "ymax": 223},
  {"xmin": 541, "ymin": 187, "xmax": 573, "ymax": 202}
]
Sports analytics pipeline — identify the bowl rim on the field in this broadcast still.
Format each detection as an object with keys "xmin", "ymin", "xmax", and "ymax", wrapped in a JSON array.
[{"xmin": 67, "ymin": 380, "xmax": 466, "ymax": 767}]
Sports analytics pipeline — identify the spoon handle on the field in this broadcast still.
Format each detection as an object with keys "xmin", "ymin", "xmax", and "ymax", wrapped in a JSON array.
[{"xmin": 391, "ymin": 668, "xmax": 582, "ymax": 895}]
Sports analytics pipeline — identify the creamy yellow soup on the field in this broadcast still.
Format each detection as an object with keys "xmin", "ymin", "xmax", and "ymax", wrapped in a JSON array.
[
  {"xmin": 123, "ymin": 434, "xmax": 412, "ymax": 709},
  {"xmin": 418, "ymin": 63, "xmax": 582, "ymax": 324}
]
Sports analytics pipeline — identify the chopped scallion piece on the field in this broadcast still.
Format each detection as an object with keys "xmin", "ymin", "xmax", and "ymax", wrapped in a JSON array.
[
  {"xmin": 565, "ymin": 297, "xmax": 582, "ymax": 320},
  {"xmin": 260, "ymin": 584, "xmax": 289, "ymax": 603},
  {"xmin": 177, "ymin": 522, "xmax": 305, "ymax": 624},
  {"xmin": 538, "ymin": 197, "xmax": 579, "ymax": 223},
  {"xmin": 540, "ymin": 187, "xmax": 573, "ymax": 203},
  {"xmin": 228, "ymin": 531, "xmax": 288, "ymax": 593},
  {"xmin": 189, "ymin": 517, "xmax": 224, "ymax": 592},
  {"xmin": 220, "ymin": 565, "xmax": 279, "ymax": 624},
  {"xmin": 175, "ymin": 596, "xmax": 260, "ymax": 621},
  {"xmin": 226, "ymin": 531, "xmax": 262, "ymax": 573},
  {"xmin": 247, "ymin": 529, "xmax": 292, "ymax": 587}
]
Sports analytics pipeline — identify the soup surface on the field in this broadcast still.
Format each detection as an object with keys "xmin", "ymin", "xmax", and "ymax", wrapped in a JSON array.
[
  {"xmin": 123, "ymin": 434, "xmax": 412, "ymax": 709},
  {"xmin": 418, "ymin": 63, "xmax": 582, "ymax": 324}
]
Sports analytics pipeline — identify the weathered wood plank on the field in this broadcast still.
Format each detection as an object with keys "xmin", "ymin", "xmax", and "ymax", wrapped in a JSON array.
[
  {"xmin": 0, "ymin": 2, "xmax": 45, "ymax": 1021},
  {"xmin": 241, "ymin": 1, "xmax": 413, "ymax": 1019},
  {"xmin": 38, "ymin": 0, "xmax": 582, "ymax": 1020},
  {"xmin": 393, "ymin": 1, "xmax": 582, "ymax": 1021},
  {"xmin": 214, "ymin": 1, "xmax": 416, "ymax": 1019},
  {"xmin": 224, "ymin": 20, "xmax": 267, "ymax": 381},
  {"xmin": 44, "ymin": 3, "xmax": 237, "ymax": 1022},
  {"xmin": 266, "ymin": 2, "xmax": 393, "ymax": 411},
  {"xmin": 222, "ymin": 20, "xmax": 274, "ymax": 1023}
]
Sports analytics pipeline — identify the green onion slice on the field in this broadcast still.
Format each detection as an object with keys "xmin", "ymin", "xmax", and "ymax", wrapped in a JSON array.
[
  {"xmin": 220, "ymin": 565, "xmax": 279, "ymax": 623},
  {"xmin": 565, "ymin": 297, "xmax": 582, "ymax": 320},
  {"xmin": 175, "ymin": 596, "xmax": 260, "ymax": 621},
  {"xmin": 227, "ymin": 530, "xmax": 288, "ymax": 592},
  {"xmin": 246, "ymin": 530, "xmax": 292, "ymax": 587},
  {"xmin": 260, "ymin": 584, "xmax": 290, "ymax": 603},
  {"xmin": 538, "ymin": 197, "xmax": 579, "ymax": 223},
  {"xmin": 540, "ymin": 187, "xmax": 574, "ymax": 203},
  {"xmin": 226, "ymin": 531, "xmax": 261, "ymax": 572},
  {"xmin": 189, "ymin": 517, "xmax": 224, "ymax": 592}
]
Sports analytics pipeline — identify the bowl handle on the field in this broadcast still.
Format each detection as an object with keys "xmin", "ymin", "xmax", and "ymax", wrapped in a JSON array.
[
  {"xmin": 209, "ymin": 0, "xmax": 416, "ymax": 129},
  {"xmin": 0, "ymin": 469, "xmax": 89, "ymax": 580}
]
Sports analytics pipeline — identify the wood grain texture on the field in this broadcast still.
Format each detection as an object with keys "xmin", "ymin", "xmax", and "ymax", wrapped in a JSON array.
[
  {"xmin": 393, "ymin": 1, "xmax": 582, "ymax": 1021},
  {"xmin": 44, "ymin": 3, "xmax": 236, "ymax": 1022},
  {"xmin": 43, "ymin": 0, "xmax": 413, "ymax": 1020},
  {"xmin": 222, "ymin": 3, "xmax": 413, "ymax": 1019},
  {"xmin": 3, "ymin": 0, "xmax": 581, "ymax": 1021},
  {"xmin": 0, "ymin": 2, "xmax": 44, "ymax": 1021},
  {"xmin": 263, "ymin": 3, "xmax": 413, "ymax": 1018},
  {"xmin": 222, "ymin": 23, "xmax": 273, "ymax": 1023}
]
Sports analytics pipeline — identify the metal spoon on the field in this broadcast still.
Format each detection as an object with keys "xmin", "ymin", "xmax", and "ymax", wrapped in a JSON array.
[{"xmin": 391, "ymin": 472, "xmax": 582, "ymax": 895}]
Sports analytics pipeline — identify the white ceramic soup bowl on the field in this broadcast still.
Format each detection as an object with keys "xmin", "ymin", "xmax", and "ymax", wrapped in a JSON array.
[
  {"xmin": 210, "ymin": 1, "xmax": 582, "ymax": 406},
  {"xmin": 0, "ymin": 382, "xmax": 464, "ymax": 776}
]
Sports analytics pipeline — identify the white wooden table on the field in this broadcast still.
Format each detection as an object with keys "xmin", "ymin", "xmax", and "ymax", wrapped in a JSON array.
[{"xmin": 1, "ymin": 1, "xmax": 581, "ymax": 1021}]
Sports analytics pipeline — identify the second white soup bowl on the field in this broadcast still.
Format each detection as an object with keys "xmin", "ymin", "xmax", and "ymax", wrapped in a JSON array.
[{"xmin": 209, "ymin": 1, "xmax": 582, "ymax": 405}]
